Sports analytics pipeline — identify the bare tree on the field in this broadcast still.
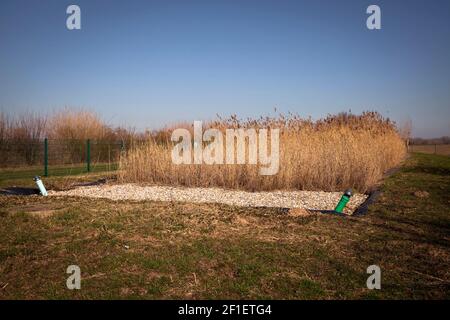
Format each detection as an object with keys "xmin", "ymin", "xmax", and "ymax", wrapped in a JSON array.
[
  {"xmin": 0, "ymin": 112, "xmax": 12, "ymax": 163},
  {"xmin": 399, "ymin": 118, "xmax": 412, "ymax": 148},
  {"xmin": 11, "ymin": 112, "xmax": 47, "ymax": 165},
  {"xmin": 0, "ymin": 112, "xmax": 8, "ymax": 145}
]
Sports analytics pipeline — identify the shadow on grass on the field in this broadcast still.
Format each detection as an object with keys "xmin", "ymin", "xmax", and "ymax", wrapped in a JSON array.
[
  {"xmin": 350, "ymin": 213, "xmax": 450, "ymax": 254},
  {"xmin": 0, "ymin": 187, "xmax": 39, "ymax": 196},
  {"xmin": 403, "ymin": 165, "xmax": 450, "ymax": 176}
]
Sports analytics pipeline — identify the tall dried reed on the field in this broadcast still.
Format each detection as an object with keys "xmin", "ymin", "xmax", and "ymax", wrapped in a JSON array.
[
  {"xmin": 119, "ymin": 112, "xmax": 407, "ymax": 192},
  {"xmin": 47, "ymin": 109, "xmax": 110, "ymax": 141}
]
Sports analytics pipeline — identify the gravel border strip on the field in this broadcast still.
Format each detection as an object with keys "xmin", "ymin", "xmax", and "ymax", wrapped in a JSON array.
[{"xmin": 49, "ymin": 184, "xmax": 368, "ymax": 215}]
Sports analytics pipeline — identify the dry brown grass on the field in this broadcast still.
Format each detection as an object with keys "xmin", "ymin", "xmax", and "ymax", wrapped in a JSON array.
[
  {"xmin": 47, "ymin": 109, "xmax": 110, "ymax": 141},
  {"xmin": 0, "ymin": 111, "xmax": 47, "ymax": 165},
  {"xmin": 1, "ymin": 110, "xmax": 126, "ymax": 167},
  {"xmin": 119, "ymin": 112, "xmax": 407, "ymax": 192}
]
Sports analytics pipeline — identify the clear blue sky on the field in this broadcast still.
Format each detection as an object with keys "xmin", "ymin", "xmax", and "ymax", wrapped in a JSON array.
[{"xmin": 0, "ymin": 0, "xmax": 449, "ymax": 137}]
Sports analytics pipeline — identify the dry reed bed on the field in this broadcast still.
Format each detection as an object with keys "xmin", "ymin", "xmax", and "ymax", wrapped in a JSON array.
[{"xmin": 119, "ymin": 112, "xmax": 407, "ymax": 192}]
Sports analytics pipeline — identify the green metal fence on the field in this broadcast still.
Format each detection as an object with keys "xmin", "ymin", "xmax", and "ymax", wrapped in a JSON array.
[
  {"xmin": 408, "ymin": 144, "xmax": 450, "ymax": 156},
  {"xmin": 0, "ymin": 139, "xmax": 125, "ymax": 178}
]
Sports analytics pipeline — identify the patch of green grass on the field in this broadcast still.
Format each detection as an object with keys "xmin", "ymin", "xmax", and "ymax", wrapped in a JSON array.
[
  {"xmin": 51, "ymin": 210, "xmax": 79, "ymax": 223},
  {"xmin": 0, "ymin": 163, "xmax": 117, "ymax": 190},
  {"xmin": 271, "ymin": 277, "xmax": 325, "ymax": 299},
  {"xmin": 0, "ymin": 163, "xmax": 117, "ymax": 180}
]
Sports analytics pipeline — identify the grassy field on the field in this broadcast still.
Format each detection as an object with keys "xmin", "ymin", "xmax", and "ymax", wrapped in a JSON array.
[
  {"xmin": 0, "ymin": 163, "xmax": 118, "ymax": 187},
  {"xmin": 0, "ymin": 153, "xmax": 448, "ymax": 299}
]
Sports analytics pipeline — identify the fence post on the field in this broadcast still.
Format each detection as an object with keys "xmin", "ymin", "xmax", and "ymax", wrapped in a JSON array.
[
  {"xmin": 108, "ymin": 143, "xmax": 111, "ymax": 171},
  {"xmin": 87, "ymin": 139, "xmax": 91, "ymax": 172},
  {"xmin": 435, "ymin": 144, "xmax": 437, "ymax": 154},
  {"xmin": 44, "ymin": 138, "xmax": 48, "ymax": 177}
]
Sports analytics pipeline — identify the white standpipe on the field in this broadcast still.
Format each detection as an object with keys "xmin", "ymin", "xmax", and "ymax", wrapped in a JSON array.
[{"xmin": 34, "ymin": 176, "xmax": 48, "ymax": 196}]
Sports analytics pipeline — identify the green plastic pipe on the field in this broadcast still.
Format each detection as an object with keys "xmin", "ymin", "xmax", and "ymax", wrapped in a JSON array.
[{"xmin": 334, "ymin": 189, "xmax": 352, "ymax": 213}]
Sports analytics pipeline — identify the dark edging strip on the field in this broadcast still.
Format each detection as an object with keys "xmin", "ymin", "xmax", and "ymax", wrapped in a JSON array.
[
  {"xmin": 352, "ymin": 190, "xmax": 381, "ymax": 216},
  {"xmin": 351, "ymin": 157, "xmax": 407, "ymax": 217},
  {"xmin": 307, "ymin": 158, "xmax": 407, "ymax": 217},
  {"xmin": 306, "ymin": 191, "xmax": 380, "ymax": 217}
]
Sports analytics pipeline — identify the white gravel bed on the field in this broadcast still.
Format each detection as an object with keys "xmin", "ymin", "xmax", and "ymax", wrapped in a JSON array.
[{"xmin": 49, "ymin": 184, "xmax": 368, "ymax": 214}]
